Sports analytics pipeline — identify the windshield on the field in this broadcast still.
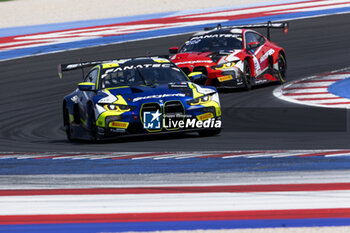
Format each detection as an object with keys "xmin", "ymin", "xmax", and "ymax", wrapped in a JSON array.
[
  {"xmin": 100, "ymin": 64, "xmax": 189, "ymax": 88},
  {"xmin": 179, "ymin": 33, "xmax": 243, "ymax": 53}
]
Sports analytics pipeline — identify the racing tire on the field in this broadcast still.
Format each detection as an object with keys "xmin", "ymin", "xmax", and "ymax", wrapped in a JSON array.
[
  {"xmin": 275, "ymin": 53, "xmax": 287, "ymax": 84},
  {"xmin": 243, "ymin": 60, "xmax": 252, "ymax": 90},
  {"xmin": 198, "ymin": 128, "xmax": 221, "ymax": 137},
  {"xmin": 63, "ymin": 107, "xmax": 73, "ymax": 142},
  {"xmin": 88, "ymin": 108, "xmax": 98, "ymax": 142}
]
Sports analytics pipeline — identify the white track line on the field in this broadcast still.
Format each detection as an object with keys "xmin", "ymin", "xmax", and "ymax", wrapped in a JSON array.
[
  {"xmin": 183, "ymin": 0, "xmax": 350, "ymax": 19},
  {"xmin": 2, "ymin": 190, "xmax": 350, "ymax": 215}
]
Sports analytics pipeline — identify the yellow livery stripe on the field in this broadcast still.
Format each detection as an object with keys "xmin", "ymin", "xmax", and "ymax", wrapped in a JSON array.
[
  {"xmin": 102, "ymin": 63, "xmax": 119, "ymax": 68},
  {"xmin": 153, "ymin": 58, "xmax": 170, "ymax": 63}
]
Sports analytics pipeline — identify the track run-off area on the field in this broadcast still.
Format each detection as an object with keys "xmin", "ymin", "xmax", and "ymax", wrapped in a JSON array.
[{"xmin": 2, "ymin": 0, "xmax": 350, "ymax": 232}]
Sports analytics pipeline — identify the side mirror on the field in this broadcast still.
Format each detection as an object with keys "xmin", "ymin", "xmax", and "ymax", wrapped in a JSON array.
[
  {"xmin": 169, "ymin": 47, "xmax": 178, "ymax": 54},
  {"xmin": 247, "ymin": 41, "xmax": 260, "ymax": 50},
  {"xmin": 78, "ymin": 82, "xmax": 95, "ymax": 91},
  {"xmin": 188, "ymin": 72, "xmax": 205, "ymax": 84}
]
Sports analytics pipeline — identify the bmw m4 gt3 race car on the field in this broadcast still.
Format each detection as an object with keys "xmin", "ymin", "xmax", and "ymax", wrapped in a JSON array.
[
  {"xmin": 59, "ymin": 57, "xmax": 221, "ymax": 141},
  {"xmin": 169, "ymin": 21, "xmax": 288, "ymax": 90}
]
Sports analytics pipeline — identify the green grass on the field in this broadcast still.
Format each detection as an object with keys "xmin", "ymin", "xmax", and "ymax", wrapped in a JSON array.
[{"xmin": 0, "ymin": 0, "xmax": 14, "ymax": 2}]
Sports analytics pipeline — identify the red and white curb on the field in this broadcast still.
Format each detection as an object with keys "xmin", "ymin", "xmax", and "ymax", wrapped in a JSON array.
[
  {"xmin": 2, "ymin": 187, "xmax": 350, "ymax": 215},
  {"xmin": 273, "ymin": 69, "xmax": 350, "ymax": 108},
  {"xmin": 2, "ymin": 149, "xmax": 350, "ymax": 160},
  {"xmin": 2, "ymin": 182, "xmax": 350, "ymax": 225}
]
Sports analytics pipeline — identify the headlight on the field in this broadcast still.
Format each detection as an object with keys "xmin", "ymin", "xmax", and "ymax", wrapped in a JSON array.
[
  {"xmin": 211, "ymin": 61, "xmax": 237, "ymax": 70},
  {"xmin": 187, "ymin": 95, "xmax": 211, "ymax": 105},
  {"xmin": 103, "ymin": 104, "xmax": 136, "ymax": 112}
]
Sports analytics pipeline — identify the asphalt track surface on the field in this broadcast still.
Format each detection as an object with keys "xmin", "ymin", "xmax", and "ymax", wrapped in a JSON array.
[{"xmin": 1, "ymin": 14, "xmax": 350, "ymax": 152}]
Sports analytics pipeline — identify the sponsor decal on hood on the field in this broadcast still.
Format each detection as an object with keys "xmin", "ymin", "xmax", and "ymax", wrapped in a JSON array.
[{"xmin": 133, "ymin": 93, "xmax": 186, "ymax": 102}]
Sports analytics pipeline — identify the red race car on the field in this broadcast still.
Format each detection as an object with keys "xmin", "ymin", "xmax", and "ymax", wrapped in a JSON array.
[{"xmin": 169, "ymin": 22, "xmax": 288, "ymax": 90}]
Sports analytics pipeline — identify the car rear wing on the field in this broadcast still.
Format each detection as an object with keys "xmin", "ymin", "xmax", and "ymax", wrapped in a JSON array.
[
  {"xmin": 57, "ymin": 60, "xmax": 119, "ymax": 79},
  {"xmin": 204, "ymin": 21, "xmax": 289, "ymax": 40},
  {"xmin": 57, "ymin": 55, "xmax": 172, "ymax": 79}
]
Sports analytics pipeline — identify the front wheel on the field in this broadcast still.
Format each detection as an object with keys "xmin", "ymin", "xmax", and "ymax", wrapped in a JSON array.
[
  {"xmin": 275, "ymin": 53, "xmax": 287, "ymax": 84},
  {"xmin": 198, "ymin": 128, "xmax": 221, "ymax": 137},
  {"xmin": 88, "ymin": 108, "xmax": 98, "ymax": 142},
  {"xmin": 243, "ymin": 60, "xmax": 252, "ymax": 90},
  {"xmin": 63, "ymin": 107, "xmax": 73, "ymax": 142}
]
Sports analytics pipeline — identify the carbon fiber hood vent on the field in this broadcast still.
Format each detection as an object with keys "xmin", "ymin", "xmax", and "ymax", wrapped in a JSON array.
[
  {"xmin": 207, "ymin": 51, "xmax": 231, "ymax": 63},
  {"xmin": 130, "ymin": 87, "xmax": 143, "ymax": 93}
]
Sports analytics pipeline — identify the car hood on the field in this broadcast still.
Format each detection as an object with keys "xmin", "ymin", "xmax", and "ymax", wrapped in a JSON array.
[
  {"xmin": 171, "ymin": 50, "xmax": 244, "ymax": 65},
  {"xmin": 96, "ymin": 83, "xmax": 196, "ymax": 105}
]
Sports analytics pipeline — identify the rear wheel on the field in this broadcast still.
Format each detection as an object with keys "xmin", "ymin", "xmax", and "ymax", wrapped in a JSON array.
[
  {"xmin": 63, "ymin": 107, "xmax": 73, "ymax": 142},
  {"xmin": 275, "ymin": 53, "xmax": 287, "ymax": 84},
  {"xmin": 243, "ymin": 60, "xmax": 252, "ymax": 90}
]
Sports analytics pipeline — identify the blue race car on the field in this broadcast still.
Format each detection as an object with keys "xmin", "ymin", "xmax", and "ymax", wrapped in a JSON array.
[{"xmin": 59, "ymin": 57, "xmax": 222, "ymax": 141}]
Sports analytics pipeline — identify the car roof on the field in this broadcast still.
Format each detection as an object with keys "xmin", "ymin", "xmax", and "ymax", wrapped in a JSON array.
[
  {"xmin": 95, "ymin": 57, "xmax": 171, "ymax": 70},
  {"xmin": 192, "ymin": 28, "xmax": 244, "ymax": 37}
]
